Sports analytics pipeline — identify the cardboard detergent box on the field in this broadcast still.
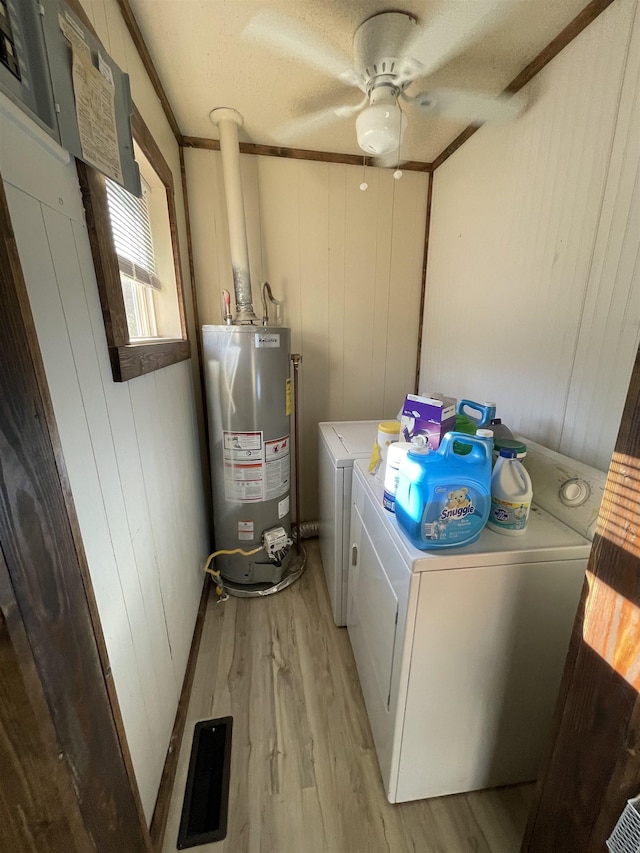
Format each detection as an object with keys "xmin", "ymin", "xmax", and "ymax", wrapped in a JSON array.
[{"xmin": 400, "ymin": 394, "xmax": 457, "ymax": 450}]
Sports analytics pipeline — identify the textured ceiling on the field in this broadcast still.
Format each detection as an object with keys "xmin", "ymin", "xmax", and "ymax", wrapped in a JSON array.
[{"xmin": 129, "ymin": 0, "xmax": 591, "ymax": 163}]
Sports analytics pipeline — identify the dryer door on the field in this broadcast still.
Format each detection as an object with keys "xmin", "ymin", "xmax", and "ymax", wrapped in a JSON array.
[{"xmin": 348, "ymin": 502, "xmax": 399, "ymax": 723}]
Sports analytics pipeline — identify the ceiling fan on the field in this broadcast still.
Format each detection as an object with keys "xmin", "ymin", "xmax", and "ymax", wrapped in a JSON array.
[{"xmin": 243, "ymin": 5, "xmax": 525, "ymax": 164}]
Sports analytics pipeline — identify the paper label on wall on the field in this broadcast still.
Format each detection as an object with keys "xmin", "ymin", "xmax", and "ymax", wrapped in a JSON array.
[
  {"xmin": 265, "ymin": 436, "xmax": 290, "ymax": 500},
  {"xmin": 59, "ymin": 12, "xmax": 90, "ymax": 59},
  {"xmin": 285, "ymin": 378, "xmax": 291, "ymax": 416},
  {"xmin": 97, "ymin": 52, "xmax": 114, "ymax": 87},
  {"xmin": 278, "ymin": 496, "xmax": 290, "ymax": 519},
  {"xmin": 238, "ymin": 520, "xmax": 254, "ymax": 541},
  {"xmin": 255, "ymin": 333, "xmax": 280, "ymax": 348},
  {"xmin": 71, "ymin": 44, "xmax": 123, "ymax": 184}
]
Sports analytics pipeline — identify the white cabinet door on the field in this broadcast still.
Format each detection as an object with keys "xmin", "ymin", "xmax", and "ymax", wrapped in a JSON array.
[
  {"xmin": 396, "ymin": 558, "xmax": 587, "ymax": 802},
  {"xmin": 347, "ymin": 502, "xmax": 400, "ymax": 770}
]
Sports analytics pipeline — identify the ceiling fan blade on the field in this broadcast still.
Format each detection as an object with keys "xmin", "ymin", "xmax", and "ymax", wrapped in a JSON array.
[
  {"xmin": 415, "ymin": 88, "xmax": 525, "ymax": 123},
  {"xmin": 243, "ymin": 10, "xmax": 360, "ymax": 87},
  {"xmin": 400, "ymin": 1, "xmax": 515, "ymax": 80},
  {"xmin": 270, "ymin": 101, "xmax": 364, "ymax": 145}
]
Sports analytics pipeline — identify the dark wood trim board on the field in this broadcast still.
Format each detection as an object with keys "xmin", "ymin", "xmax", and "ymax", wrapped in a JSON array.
[
  {"xmin": 522, "ymin": 345, "xmax": 640, "ymax": 852},
  {"xmin": 179, "ymin": 146, "xmax": 211, "ymax": 466},
  {"xmin": 0, "ymin": 173, "xmax": 151, "ymax": 850},
  {"xmin": 77, "ymin": 103, "xmax": 192, "ymax": 383},
  {"xmin": 0, "ymin": 550, "xmax": 92, "ymax": 853},
  {"xmin": 180, "ymin": 136, "xmax": 433, "ymax": 171},
  {"xmin": 150, "ymin": 577, "xmax": 211, "ymax": 851},
  {"xmin": 414, "ymin": 171, "xmax": 434, "ymax": 393}
]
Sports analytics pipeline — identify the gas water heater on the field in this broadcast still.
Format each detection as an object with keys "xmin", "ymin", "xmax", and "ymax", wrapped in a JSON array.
[
  {"xmin": 203, "ymin": 324, "xmax": 292, "ymax": 584},
  {"xmin": 203, "ymin": 108, "xmax": 294, "ymax": 587}
]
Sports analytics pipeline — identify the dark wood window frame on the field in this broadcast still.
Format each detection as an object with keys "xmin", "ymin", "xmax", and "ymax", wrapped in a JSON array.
[{"xmin": 77, "ymin": 104, "xmax": 190, "ymax": 382}]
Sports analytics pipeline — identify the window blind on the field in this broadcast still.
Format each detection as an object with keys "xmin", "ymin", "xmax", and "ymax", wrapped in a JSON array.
[{"xmin": 105, "ymin": 177, "xmax": 162, "ymax": 290}]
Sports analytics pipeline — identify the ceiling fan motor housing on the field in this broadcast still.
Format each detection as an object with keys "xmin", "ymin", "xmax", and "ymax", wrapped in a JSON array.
[{"xmin": 353, "ymin": 11, "xmax": 419, "ymax": 90}]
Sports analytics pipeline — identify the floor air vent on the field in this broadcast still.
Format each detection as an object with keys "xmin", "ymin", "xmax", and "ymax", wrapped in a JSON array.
[{"xmin": 177, "ymin": 717, "xmax": 233, "ymax": 849}]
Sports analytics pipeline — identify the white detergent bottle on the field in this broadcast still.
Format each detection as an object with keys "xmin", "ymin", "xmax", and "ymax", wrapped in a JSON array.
[{"xmin": 488, "ymin": 448, "xmax": 533, "ymax": 536}]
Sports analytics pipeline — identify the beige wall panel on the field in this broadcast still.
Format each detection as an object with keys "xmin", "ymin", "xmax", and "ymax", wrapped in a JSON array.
[
  {"xmin": 258, "ymin": 157, "xmax": 304, "ymax": 347},
  {"xmin": 183, "ymin": 147, "xmax": 220, "ymax": 324},
  {"xmin": 296, "ymin": 160, "xmax": 331, "ymax": 518},
  {"xmin": 384, "ymin": 172, "xmax": 429, "ymax": 414},
  {"xmin": 185, "ymin": 151, "xmax": 428, "ymax": 519},
  {"xmin": 341, "ymin": 166, "xmax": 380, "ymax": 421},
  {"xmin": 102, "ymin": 0, "xmax": 127, "ymax": 69},
  {"xmin": 84, "ymin": 0, "xmax": 109, "ymax": 48},
  {"xmin": 369, "ymin": 171, "xmax": 395, "ymax": 416},
  {"xmin": 327, "ymin": 165, "xmax": 347, "ymax": 421},
  {"xmin": 420, "ymin": 0, "xmax": 636, "ymax": 464},
  {"xmin": 560, "ymin": 2, "xmax": 640, "ymax": 468}
]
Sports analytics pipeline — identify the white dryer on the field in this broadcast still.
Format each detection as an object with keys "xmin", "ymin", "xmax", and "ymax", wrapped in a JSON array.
[
  {"xmin": 347, "ymin": 439, "xmax": 606, "ymax": 803},
  {"xmin": 318, "ymin": 420, "xmax": 380, "ymax": 626}
]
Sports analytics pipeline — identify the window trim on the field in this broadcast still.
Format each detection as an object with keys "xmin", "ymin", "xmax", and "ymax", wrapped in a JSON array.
[{"xmin": 77, "ymin": 104, "xmax": 190, "ymax": 382}]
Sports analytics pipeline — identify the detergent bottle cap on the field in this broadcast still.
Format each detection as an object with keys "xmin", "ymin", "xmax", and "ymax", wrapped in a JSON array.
[
  {"xmin": 409, "ymin": 435, "xmax": 430, "ymax": 454},
  {"xmin": 476, "ymin": 429, "xmax": 494, "ymax": 439},
  {"xmin": 499, "ymin": 448, "xmax": 517, "ymax": 458}
]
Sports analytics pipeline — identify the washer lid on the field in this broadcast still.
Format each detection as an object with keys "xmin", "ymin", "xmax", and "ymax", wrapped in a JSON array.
[
  {"xmin": 319, "ymin": 420, "xmax": 381, "ymax": 466},
  {"xmin": 353, "ymin": 459, "xmax": 593, "ymax": 572}
]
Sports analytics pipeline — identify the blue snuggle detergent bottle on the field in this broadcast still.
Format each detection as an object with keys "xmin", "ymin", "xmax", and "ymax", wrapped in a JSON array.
[{"xmin": 395, "ymin": 432, "xmax": 493, "ymax": 549}]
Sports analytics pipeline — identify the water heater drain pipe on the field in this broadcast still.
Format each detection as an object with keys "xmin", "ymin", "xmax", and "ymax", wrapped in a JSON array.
[{"xmin": 209, "ymin": 107, "xmax": 258, "ymax": 323}]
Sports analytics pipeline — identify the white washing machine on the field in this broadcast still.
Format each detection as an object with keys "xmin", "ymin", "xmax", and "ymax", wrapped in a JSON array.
[
  {"xmin": 347, "ymin": 438, "xmax": 606, "ymax": 803},
  {"xmin": 318, "ymin": 420, "xmax": 381, "ymax": 626}
]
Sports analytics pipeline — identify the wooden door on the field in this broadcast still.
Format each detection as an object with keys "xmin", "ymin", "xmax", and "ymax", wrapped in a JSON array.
[
  {"xmin": 523, "ymin": 345, "xmax": 640, "ymax": 851},
  {"xmin": 0, "ymin": 176, "xmax": 150, "ymax": 850}
]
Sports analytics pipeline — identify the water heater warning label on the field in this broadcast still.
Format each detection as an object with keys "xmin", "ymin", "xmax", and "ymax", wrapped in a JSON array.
[
  {"xmin": 265, "ymin": 435, "xmax": 290, "ymax": 500},
  {"xmin": 223, "ymin": 431, "xmax": 263, "ymax": 461},
  {"xmin": 238, "ymin": 520, "xmax": 254, "ymax": 541},
  {"xmin": 222, "ymin": 431, "xmax": 290, "ymax": 503},
  {"xmin": 223, "ymin": 431, "xmax": 264, "ymax": 501}
]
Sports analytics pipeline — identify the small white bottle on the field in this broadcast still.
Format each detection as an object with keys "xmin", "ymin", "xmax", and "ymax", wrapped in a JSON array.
[{"xmin": 487, "ymin": 448, "xmax": 533, "ymax": 536}]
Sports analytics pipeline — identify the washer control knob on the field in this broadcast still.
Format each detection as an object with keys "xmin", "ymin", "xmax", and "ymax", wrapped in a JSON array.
[{"xmin": 560, "ymin": 478, "xmax": 590, "ymax": 507}]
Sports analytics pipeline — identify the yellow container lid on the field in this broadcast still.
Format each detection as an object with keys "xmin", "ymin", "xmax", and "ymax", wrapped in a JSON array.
[{"xmin": 378, "ymin": 420, "xmax": 400, "ymax": 435}]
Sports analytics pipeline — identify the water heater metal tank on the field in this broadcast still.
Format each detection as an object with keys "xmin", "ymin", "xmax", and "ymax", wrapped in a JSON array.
[{"xmin": 203, "ymin": 324, "xmax": 292, "ymax": 585}]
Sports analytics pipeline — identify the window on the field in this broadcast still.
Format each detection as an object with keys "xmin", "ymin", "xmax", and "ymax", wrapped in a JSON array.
[
  {"xmin": 106, "ymin": 174, "xmax": 160, "ymax": 339},
  {"xmin": 77, "ymin": 105, "xmax": 190, "ymax": 381}
]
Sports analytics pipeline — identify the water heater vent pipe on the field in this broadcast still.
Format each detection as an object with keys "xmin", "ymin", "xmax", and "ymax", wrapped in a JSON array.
[{"xmin": 209, "ymin": 107, "xmax": 258, "ymax": 324}]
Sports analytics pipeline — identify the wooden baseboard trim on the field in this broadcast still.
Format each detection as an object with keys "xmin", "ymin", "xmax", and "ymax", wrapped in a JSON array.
[
  {"xmin": 431, "ymin": 0, "xmax": 617, "ymax": 170},
  {"xmin": 150, "ymin": 577, "xmax": 211, "ymax": 851},
  {"xmin": 180, "ymin": 135, "xmax": 433, "ymax": 172}
]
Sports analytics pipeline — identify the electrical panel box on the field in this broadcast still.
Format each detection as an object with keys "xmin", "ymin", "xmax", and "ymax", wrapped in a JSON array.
[
  {"xmin": 0, "ymin": 0, "xmax": 140, "ymax": 195},
  {"xmin": 0, "ymin": 0, "xmax": 58, "ymax": 135}
]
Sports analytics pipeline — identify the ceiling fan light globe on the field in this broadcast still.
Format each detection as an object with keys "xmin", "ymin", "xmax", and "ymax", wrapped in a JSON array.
[{"xmin": 356, "ymin": 103, "xmax": 404, "ymax": 157}]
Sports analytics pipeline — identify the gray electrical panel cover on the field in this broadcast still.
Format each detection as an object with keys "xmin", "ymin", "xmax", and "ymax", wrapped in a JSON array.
[{"xmin": 0, "ymin": 0, "xmax": 140, "ymax": 195}]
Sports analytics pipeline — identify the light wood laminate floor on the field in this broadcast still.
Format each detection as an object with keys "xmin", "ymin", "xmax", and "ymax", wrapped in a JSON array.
[{"xmin": 162, "ymin": 539, "xmax": 534, "ymax": 853}]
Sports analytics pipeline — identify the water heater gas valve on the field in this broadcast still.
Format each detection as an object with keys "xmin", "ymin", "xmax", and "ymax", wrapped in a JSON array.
[{"xmin": 262, "ymin": 526, "xmax": 293, "ymax": 564}]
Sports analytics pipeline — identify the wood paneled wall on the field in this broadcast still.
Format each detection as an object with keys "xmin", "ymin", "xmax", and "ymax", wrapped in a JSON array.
[
  {"xmin": 420, "ymin": 0, "xmax": 640, "ymax": 472},
  {"xmin": 184, "ymin": 149, "xmax": 429, "ymax": 520},
  {"xmin": 0, "ymin": 0, "xmax": 210, "ymax": 822}
]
